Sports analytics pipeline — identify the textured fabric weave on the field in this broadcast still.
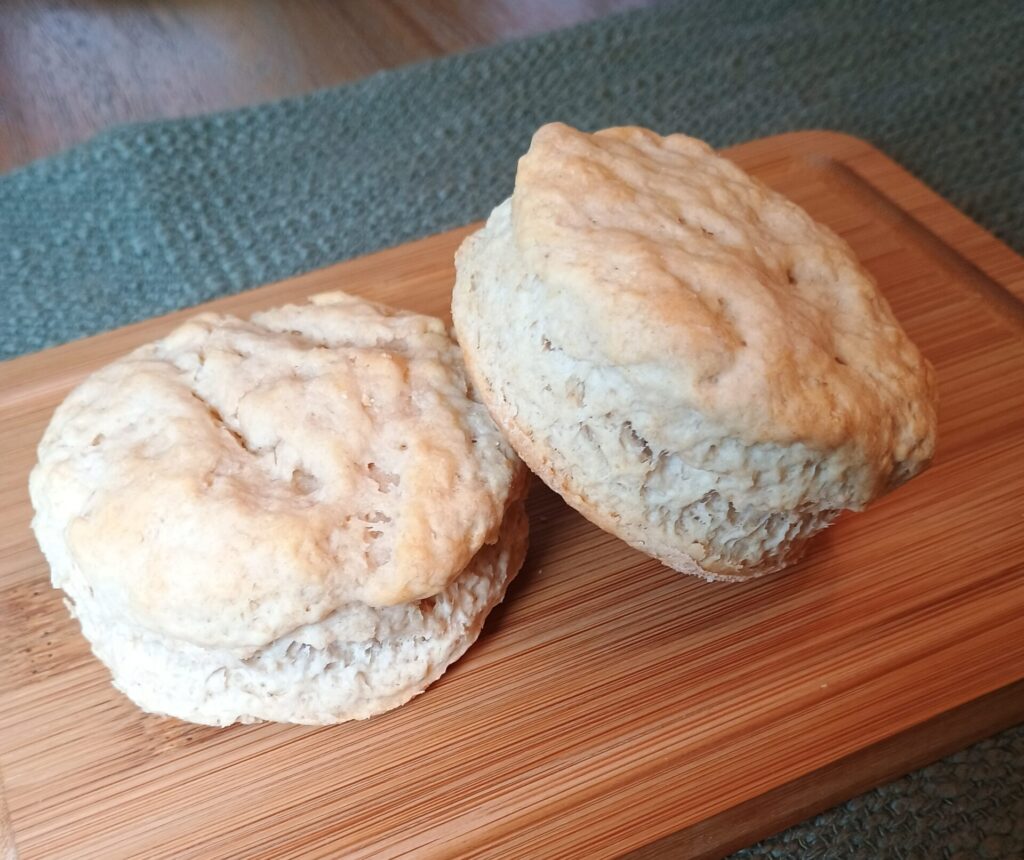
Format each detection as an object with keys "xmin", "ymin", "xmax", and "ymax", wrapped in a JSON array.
[
  {"xmin": 736, "ymin": 726, "xmax": 1024, "ymax": 859},
  {"xmin": 1, "ymin": 0, "xmax": 1022, "ymax": 856},
  {"xmin": 2, "ymin": 0, "xmax": 1022, "ymax": 359}
]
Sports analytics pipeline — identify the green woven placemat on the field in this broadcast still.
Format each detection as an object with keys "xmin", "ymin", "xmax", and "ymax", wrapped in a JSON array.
[
  {"xmin": 2, "ymin": 0, "xmax": 1023, "ymax": 360},
  {"xmin": 2, "ymin": 0, "xmax": 1022, "ymax": 855}
]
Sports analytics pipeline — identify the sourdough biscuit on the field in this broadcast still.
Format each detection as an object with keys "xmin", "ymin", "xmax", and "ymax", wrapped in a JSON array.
[
  {"xmin": 453, "ymin": 123, "xmax": 936, "ymax": 580},
  {"xmin": 30, "ymin": 291, "xmax": 527, "ymax": 724}
]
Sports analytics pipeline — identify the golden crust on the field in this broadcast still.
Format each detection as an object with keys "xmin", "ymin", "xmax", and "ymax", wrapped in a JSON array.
[
  {"xmin": 30, "ymin": 291, "xmax": 524, "ymax": 650},
  {"xmin": 514, "ymin": 123, "xmax": 936, "ymax": 476}
]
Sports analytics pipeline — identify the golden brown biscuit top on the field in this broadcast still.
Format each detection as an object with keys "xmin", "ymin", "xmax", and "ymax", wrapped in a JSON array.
[
  {"xmin": 30, "ymin": 292, "xmax": 521, "ymax": 649},
  {"xmin": 513, "ymin": 123, "xmax": 936, "ymax": 490}
]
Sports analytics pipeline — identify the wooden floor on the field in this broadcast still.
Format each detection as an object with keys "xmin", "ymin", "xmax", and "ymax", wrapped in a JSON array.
[{"xmin": 0, "ymin": 0, "xmax": 656, "ymax": 173}]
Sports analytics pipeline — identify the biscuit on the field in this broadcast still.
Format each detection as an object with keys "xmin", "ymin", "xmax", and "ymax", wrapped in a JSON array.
[
  {"xmin": 453, "ymin": 123, "xmax": 936, "ymax": 580},
  {"xmin": 30, "ymin": 291, "xmax": 527, "ymax": 724}
]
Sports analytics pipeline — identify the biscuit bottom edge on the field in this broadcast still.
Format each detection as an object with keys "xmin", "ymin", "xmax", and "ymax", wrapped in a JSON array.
[{"xmin": 51, "ymin": 501, "xmax": 529, "ymax": 727}]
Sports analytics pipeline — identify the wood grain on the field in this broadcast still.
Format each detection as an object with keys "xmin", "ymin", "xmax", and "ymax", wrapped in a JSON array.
[
  {"xmin": 0, "ymin": 0, "xmax": 655, "ymax": 172},
  {"xmin": 1, "ymin": 132, "xmax": 1023, "ymax": 859}
]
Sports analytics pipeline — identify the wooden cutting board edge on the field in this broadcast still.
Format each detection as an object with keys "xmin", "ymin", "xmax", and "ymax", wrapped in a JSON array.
[
  {"xmin": 2, "ymin": 130, "xmax": 1023, "ymax": 859},
  {"xmin": 627, "ymin": 680, "xmax": 1024, "ymax": 860}
]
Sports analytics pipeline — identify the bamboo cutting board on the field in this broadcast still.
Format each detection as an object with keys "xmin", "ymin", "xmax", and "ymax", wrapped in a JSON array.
[{"xmin": 1, "ymin": 132, "xmax": 1023, "ymax": 860}]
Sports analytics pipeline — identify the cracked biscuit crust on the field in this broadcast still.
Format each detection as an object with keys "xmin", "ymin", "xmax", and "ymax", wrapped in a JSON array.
[
  {"xmin": 30, "ymin": 291, "xmax": 523, "ymax": 652},
  {"xmin": 453, "ymin": 123, "xmax": 937, "ymax": 579}
]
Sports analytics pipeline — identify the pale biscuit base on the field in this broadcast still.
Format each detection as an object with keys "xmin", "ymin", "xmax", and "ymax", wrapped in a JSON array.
[
  {"xmin": 457, "ymin": 321, "xmax": 748, "ymax": 582},
  {"xmin": 40, "ymin": 501, "xmax": 527, "ymax": 726}
]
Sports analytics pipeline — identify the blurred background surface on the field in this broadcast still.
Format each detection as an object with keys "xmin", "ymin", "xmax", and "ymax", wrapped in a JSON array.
[{"xmin": 0, "ymin": 0, "xmax": 656, "ymax": 172}]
